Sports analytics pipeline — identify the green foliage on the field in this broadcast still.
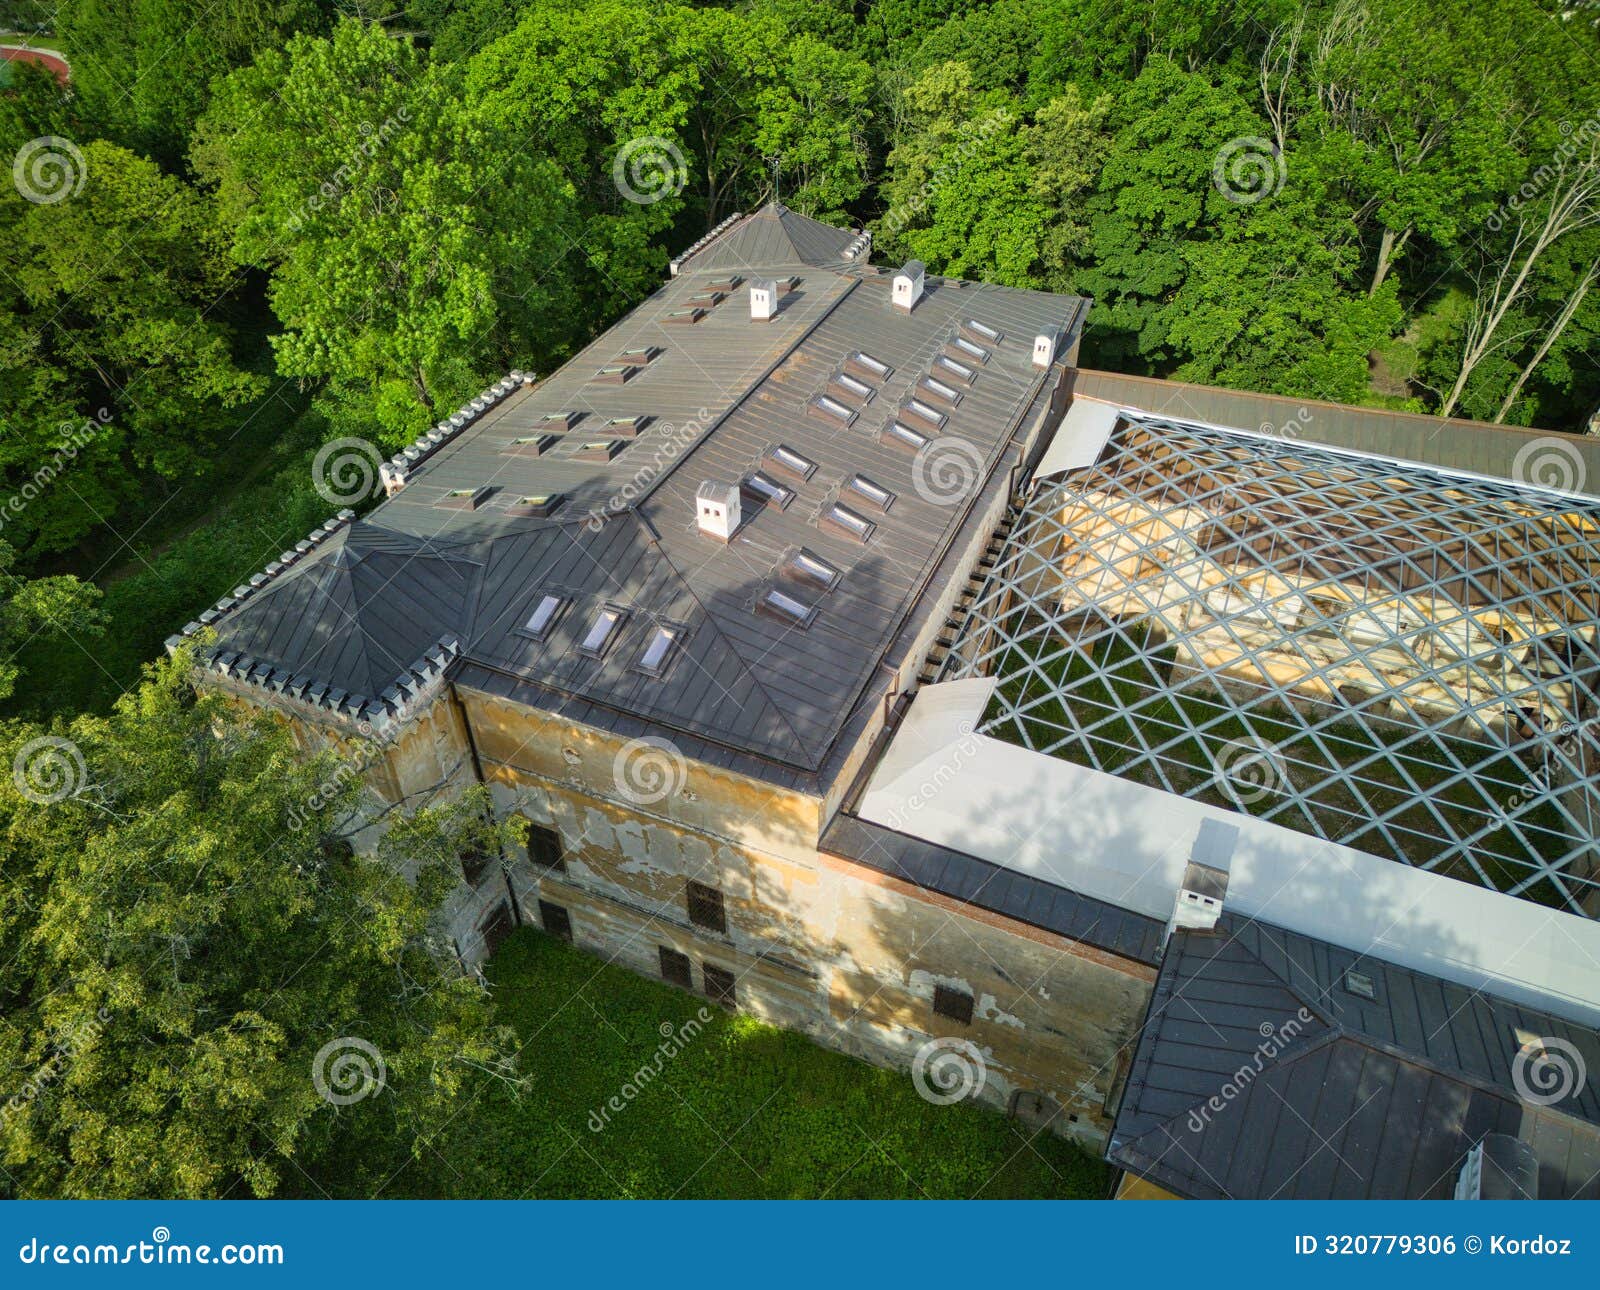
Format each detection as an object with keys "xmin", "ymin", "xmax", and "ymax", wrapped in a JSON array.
[
  {"xmin": 312, "ymin": 928, "xmax": 1108, "ymax": 1199},
  {"xmin": 0, "ymin": 653, "xmax": 520, "ymax": 1198}
]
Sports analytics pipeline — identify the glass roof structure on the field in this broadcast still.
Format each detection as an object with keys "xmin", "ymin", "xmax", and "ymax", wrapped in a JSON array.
[{"xmin": 938, "ymin": 412, "xmax": 1600, "ymax": 914}]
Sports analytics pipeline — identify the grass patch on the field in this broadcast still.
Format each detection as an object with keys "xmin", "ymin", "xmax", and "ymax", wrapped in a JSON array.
[{"xmin": 311, "ymin": 929, "xmax": 1109, "ymax": 1200}]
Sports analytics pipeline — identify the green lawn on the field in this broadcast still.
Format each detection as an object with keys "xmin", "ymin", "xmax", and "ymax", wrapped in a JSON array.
[{"xmin": 313, "ymin": 929, "xmax": 1109, "ymax": 1200}]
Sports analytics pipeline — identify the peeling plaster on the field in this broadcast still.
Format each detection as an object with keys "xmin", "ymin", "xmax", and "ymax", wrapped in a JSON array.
[{"xmin": 977, "ymin": 993, "xmax": 1026, "ymax": 1030}]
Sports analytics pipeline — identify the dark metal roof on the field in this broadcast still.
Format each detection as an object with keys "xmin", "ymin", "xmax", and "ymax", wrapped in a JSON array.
[
  {"xmin": 820, "ymin": 812, "xmax": 1165, "ymax": 965},
  {"xmin": 1108, "ymin": 912, "xmax": 1600, "ymax": 1198},
  {"xmin": 203, "ymin": 204, "xmax": 1087, "ymax": 789},
  {"xmin": 1069, "ymin": 368, "xmax": 1600, "ymax": 496}
]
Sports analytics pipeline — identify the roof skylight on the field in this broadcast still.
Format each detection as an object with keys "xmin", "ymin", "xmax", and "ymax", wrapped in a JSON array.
[
  {"xmin": 822, "ymin": 502, "xmax": 875, "ymax": 543},
  {"xmin": 760, "ymin": 587, "xmax": 817, "ymax": 628},
  {"xmin": 636, "ymin": 624, "xmax": 682, "ymax": 676},
  {"xmin": 768, "ymin": 444, "xmax": 817, "ymax": 481},
  {"xmin": 847, "ymin": 474, "xmax": 894, "ymax": 510},
  {"xmin": 789, "ymin": 549, "xmax": 841, "ymax": 590},
  {"xmin": 744, "ymin": 471, "xmax": 795, "ymax": 508},
  {"xmin": 578, "ymin": 606, "xmax": 626, "ymax": 657},
  {"xmin": 522, "ymin": 594, "xmax": 565, "ymax": 640},
  {"xmin": 886, "ymin": 421, "xmax": 930, "ymax": 450},
  {"xmin": 809, "ymin": 396, "xmax": 857, "ymax": 426},
  {"xmin": 846, "ymin": 351, "xmax": 892, "ymax": 380}
]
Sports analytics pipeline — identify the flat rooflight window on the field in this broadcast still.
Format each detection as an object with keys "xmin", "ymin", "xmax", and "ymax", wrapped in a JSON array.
[
  {"xmin": 809, "ymin": 395, "xmax": 857, "ymax": 425},
  {"xmin": 834, "ymin": 374, "xmax": 873, "ymax": 399},
  {"xmin": 963, "ymin": 319, "xmax": 1002, "ymax": 342},
  {"xmin": 522, "ymin": 594, "xmax": 564, "ymax": 639},
  {"xmin": 921, "ymin": 377, "xmax": 962, "ymax": 403},
  {"xmin": 790, "ymin": 549, "xmax": 840, "ymax": 590},
  {"xmin": 761, "ymin": 587, "xmax": 817, "ymax": 627},
  {"xmin": 768, "ymin": 444, "xmax": 816, "ymax": 480},
  {"xmin": 887, "ymin": 421, "xmax": 930, "ymax": 449},
  {"xmin": 637, "ymin": 624, "xmax": 681, "ymax": 676},
  {"xmin": 744, "ymin": 471, "xmax": 795, "ymax": 508},
  {"xmin": 935, "ymin": 355, "xmax": 976, "ymax": 382},
  {"xmin": 823, "ymin": 502, "xmax": 875, "ymax": 542},
  {"xmin": 847, "ymin": 474, "xmax": 894, "ymax": 510},
  {"xmin": 905, "ymin": 399, "xmax": 946, "ymax": 426},
  {"xmin": 579, "ymin": 606, "xmax": 625, "ymax": 657},
  {"xmin": 848, "ymin": 351, "xmax": 891, "ymax": 379},
  {"xmin": 950, "ymin": 336, "xmax": 990, "ymax": 361},
  {"xmin": 1343, "ymin": 969, "xmax": 1377, "ymax": 1000}
]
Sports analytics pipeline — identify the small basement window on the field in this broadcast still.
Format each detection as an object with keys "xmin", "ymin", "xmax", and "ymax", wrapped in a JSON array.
[
  {"xmin": 789, "ymin": 549, "xmax": 840, "ymax": 590},
  {"xmin": 767, "ymin": 444, "xmax": 816, "ymax": 481},
  {"xmin": 636, "ymin": 623, "xmax": 682, "ymax": 677},
  {"xmin": 521, "ymin": 593, "xmax": 565, "ymax": 639},
  {"xmin": 686, "ymin": 880, "xmax": 727, "ymax": 934},
  {"xmin": 659, "ymin": 946, "xmax": 693, "ymax": 989},
  {"xmin": 539, "ymin": 900, "xmax": 573, "ymax": 942},
  {"xmin": 578, "ymin": 605, "xmax": 626, "ymax": 657},
  {"xmin": 703, "ymin": 962, "xmax": 737, "ymax": 1007},
  {"xmin": 822, "ymin": 502, "xmax": 875, "ymax": 542},
  {"xmin": 760, "ymin": 587, "xmax": 817, "ymax": 628},
  {"xmin": 885, "ymin": 421, "xmax": 930, "ymax": 450},
  {"xmin": 847, "ymin": 475, "xmax": 894, "ymax": 510},
  {"xmin": 743, "ymin": 471, "xmax": 795, "ymax": 509},
  {"xmin": 933, "ymin": 984, "xmax": 974, "ymax": 1025}
]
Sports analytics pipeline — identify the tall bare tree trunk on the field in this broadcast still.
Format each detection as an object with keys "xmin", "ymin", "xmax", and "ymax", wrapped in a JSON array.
[
  {"xmin": 1369, "ymin": 224, "xmax": 1413, "ymax": 294},
  {"xmin": 1494, "ymin": 256, "xmax": 1600, "ymax": 423}
]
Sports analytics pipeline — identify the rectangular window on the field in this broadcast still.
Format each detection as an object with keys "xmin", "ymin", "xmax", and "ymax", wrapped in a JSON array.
[
  {"xmin": 831, "ymin": 373, "xmax": 875, "ymax": 402},
  {"xmin": 659, "ymin": 946, "xmax": 693, "ymax": 989},
  {"xmin": 808, "ymin": 395, "xmax": 857, "ymax": 425},
  {"xmin": 539, "ymin": 900, "xmax": 572, "ymax": 942},
  {"xmin": 703, "ymin": 963, "xmax": 737, "ymax": 1007},
  {"xmin": 847, "ymin": 475, "xmax": 894, "ymax": 511},
  {"xmin": 523, "ymin": 820, "xmax": 563, "ymax": 869},
  {"xmin": 886, "ymin": 421, "xmax": 928, "ymax": 449},
  {"xmin": 933, "ymin": 984, "xmax": 974, "ymax": 1025},
  {"xmin": 686, "ymin": 880, "xmax": 727, "ymax": 934},
  {"xmin": 461, "ymin": 845, "xmax": 494, "ymax": 887},
  {"xmin": 919, "ymin": 377, "xmax": 963, "ymax": 406},
  {"xmin": 789, "ymin": 549, "xmax": 840, "ymax": 590},
  {"xmin": 822, "ymin": 502, "xmax": 875, "ymax": 542},
  {"xmin": 845, "ymin": 351, "xmax": 892, "ymax": 381},
  {"xmin": 934, "ymin": 355, "xmax": 976, "ymax": 384},
  {"xmin": 743, "ymin": 471, "xmax": 795, "ymax": 509},
  {"xmin": 961, "ymin": 318, "xmax": 1002, "ymax": 343},
  {"xmin": 949, "ymin": 336, "xmax": 990, "ymax": 363},
  {"xmin": 522, "ymin": 594, "xmax": 564, "ymax": 639},
  {"xmin": 759, "ymin": 587, "xmax": 817, "ymax": 628},
  {"xmin": 903, "ymin": 399, "xmax": 946, "ymax": 429},
  {"xmin": 579, "ymin": 606, "xmax": 625, "ymax": 657},
  {"xmin": 768, "ymin": 444, "xmax": 817, "ymax": 481},
  {"xmin": 637, "ymin": 624, "xmax": 681, "ymax": 677}
]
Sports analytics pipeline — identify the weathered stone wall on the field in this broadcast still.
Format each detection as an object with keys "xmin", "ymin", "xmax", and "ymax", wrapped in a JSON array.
[{"xmin": 458, "ymin": 684, "xmax": 1156, "ymax": 1148}]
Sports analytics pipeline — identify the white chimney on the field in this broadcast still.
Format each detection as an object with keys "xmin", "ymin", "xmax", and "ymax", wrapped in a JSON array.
[
  {"xmin": 750, "ymin": 279, "xmax": 779, "ymax": 321},
  {"xmin": 696, "ymin": 481, "xmax": 741, "ymax": 541},
  {"xmin": 1165, "ymin": 819, "xmax": 1235, "ymax": 946},
  {"xmin": 892, "ymin": 261, "xmax": 925, "ymax": 313},
  {"xmin": 1033, "ymin": 325, "xmax": 1064, "ymax": 369}
]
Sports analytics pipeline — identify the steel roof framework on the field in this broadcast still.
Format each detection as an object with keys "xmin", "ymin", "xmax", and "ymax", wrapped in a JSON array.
[{"xmin": 938, "ymin": 415, "xmax": 1600, "ymax": 914}]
